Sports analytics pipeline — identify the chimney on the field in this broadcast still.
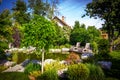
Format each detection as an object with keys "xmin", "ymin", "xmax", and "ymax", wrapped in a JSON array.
[{"xmin": 62, "ymin": 16, "xmax": 65, "ymax": 22}]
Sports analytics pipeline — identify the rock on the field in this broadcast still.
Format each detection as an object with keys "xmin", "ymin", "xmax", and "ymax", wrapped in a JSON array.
[
  {"xmin": 81, "ymin": 53, "xmax": 93, "ymax": 59},
  {"xmin": 31, "ymin": 60, "xmax": 41, "ymax": 65},
  {"xmin": 49, "ymin": 49, "xmax": 61, "ymax": 53},
  {"xmin": 4, "ymin": 61, "xmax": 16, "ymax": 68},
  {"xmin": 61, "ymin": 48, "xmax": 70, "ymax": 52},
  {"xmin": 20, "ymin": 59, "xmax": 30, "ymax": 67},
  {"xmin": 3, "ymin": 65, "xmax": 24, "ymax": 72},
  {"xmin": 44, "ymin": 59, "xmax": 56, "ymax": 65},
  {"xmin": 98, "ymin": 61, "xmax": 112, "ymax": 70},
  {"xmin": 76, "ymin": 42, "xmax": 80, "ymax": 48},
  {"xmin": 58, "ymin": 68, "xmax": 68, "ymax": 78}
]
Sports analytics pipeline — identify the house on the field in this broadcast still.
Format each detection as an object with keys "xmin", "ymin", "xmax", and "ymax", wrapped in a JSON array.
[
  {"xmin": 99, "ymin": 30, "xmax": 108, "ymax": 39},
  {"xmin": 53, "ymin": 16, "xmax": 71, "ymax": 28}
]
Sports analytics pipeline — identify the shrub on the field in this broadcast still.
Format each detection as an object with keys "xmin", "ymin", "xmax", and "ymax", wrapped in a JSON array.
[
  {"xmin": 38, "ymin": 68, "xmax": 58, "ymax": 80},
  {"xmin": 0, "ymin": 50, "xmax": 6, "ymax": 60},
  {"xmin": 66, "ymin": 52, "xmax": 80, "ymax": 64},
  {"xmin": 0, "ymin": 65, "xmax": 7, "ymax": 72},
  {"xmin": 28, "ymin": 53, "xmax": 41, "ymax": 60},
  {"xmin": 98, "ymin": 39, "xmax": 109, "ymax": 54},
  {"xmin": 105, "ymin": 77, "xmax": 119, "ymax": 80},
  {"xmin": 24, "ymin": 62, "xmax": 41, "ymax": 75},
  {"xmin": 85, "ymin": 63, "xmax": 104, "ymax": 80},
  {"xmin": 12, "ymin": 52, "xmax": 28, "ymax": 64},
  {"xmin": 110, "ymin": 51, "xmax": 120, "ymax": 60},
  {"xmin": 12, "ymin": 53, "xmax": 18, "ymax": 63},
  {"xmin": 67, "ymin": 63, "xmax": 89, "ymax": 80},
  {"xmin": 90, "ymin": 41, "xmax": 98, "ymax": 54},
  {"xmin": 104, "ymin": 51, "xmax": 120, "ymax": 79},
  {"xmin": 44, "ymin": 61, "xmax": 66, "ymax": 71}
]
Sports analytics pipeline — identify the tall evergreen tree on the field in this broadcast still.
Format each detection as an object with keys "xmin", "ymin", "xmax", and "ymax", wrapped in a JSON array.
[
  {"xmin": 28, "ymin": 0, "xmax": 48, "ymax": 16},
  {"xmin": 28, "ymin": 0, "xmax": 59, "ymax": 19},
  {"xmin": 0, "ymin": 9, "xmax": 12, "ymax": 52},
  {"xmin": 12, "ymin": 0, "xmax": 30, "ymax": 24}
]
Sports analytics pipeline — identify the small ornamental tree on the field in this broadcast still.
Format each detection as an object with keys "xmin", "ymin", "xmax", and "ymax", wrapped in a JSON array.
[{"xmin": 21, "ymin": 15, "xmax": 56, "ymax": 73}]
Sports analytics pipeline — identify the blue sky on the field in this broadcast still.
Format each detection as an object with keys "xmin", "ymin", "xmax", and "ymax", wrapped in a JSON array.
[
  {"xmin": 58, "ymin": 0, "xmax": 104, "ymax": 28},
  {"xmin": 0, "ymin": 0, "xmax": 104, "ymax": 28}
]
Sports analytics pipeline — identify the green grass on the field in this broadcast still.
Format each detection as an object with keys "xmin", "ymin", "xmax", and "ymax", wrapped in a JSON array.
[{"xmin": 0, "ymin": 72, "xmax": 29, "ymax": 80}]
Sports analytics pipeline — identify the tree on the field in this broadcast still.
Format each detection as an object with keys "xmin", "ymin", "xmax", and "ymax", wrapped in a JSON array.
[
  {"xmin": 21, "ymin": 15, "xmax": 56, "ymax": 50},
  {"xmin": 12, "ymin": 0, "xmax": 30, "ymax": 47},
  {"xmin": 47, "ymin": 0, "xmax": 59, "ymax": 19},
  {"xmin": 87, "ymin": 26, "xmax": 101, "ymax": 53},
  {"xmin": 84, "ymin": 0, "xmax": 120, "ymax": 51},
  {"xmin": 0, "ymin": 0, "xmax": 2, "ymax": 4},
  {"xmin": 28, "ymin": 0, "xmax": 59, "ymax": 19},
  {"xmin": 70, "ymin": 21, "xmax": 90, "ymax": 46},
  {"xmin": 28, "ymin": 0, "xmax": 46, "ymax": 16},
  {"xmin": 21, "ymin": 15, "xmax": 56, "ymax": 73},
  {"xmin": 12, "ymin": 0, "xmax": 30, "ymax": 24},
  {"xmin": 12, "ymin": 22, "xmax": 21, "ymax": 48},
  {"xmin": 53, "ymin": 23, "xmax": 68, "ymax": 46},
  {"xmin": 87, "ymin": 26, "xmax": 101, "ymax": 41},
  {"xmin": 0, "ymin": 9, "xmax": 12, "ymax": 52}
]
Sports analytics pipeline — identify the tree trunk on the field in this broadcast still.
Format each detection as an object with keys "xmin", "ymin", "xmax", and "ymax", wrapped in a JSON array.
[{"xmin": 41, "ymin": 48, "xmax": 45, "ymax": 73}]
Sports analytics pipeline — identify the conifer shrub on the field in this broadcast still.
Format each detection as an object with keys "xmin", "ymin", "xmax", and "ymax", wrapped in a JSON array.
[
  {"xmin": 85, "ymin": 63, "xmax": 104, "ymax": 80},
  {"xmin": 67, "ymin": 63, "xmax": 89, "ymax": 80},
  {"xmin": 39, "ymin": 68, "xmax": 58, "ymax": 80},
  {"xmin": 24, "ymin": 62, "xmax": 41, "ymax": 75}
]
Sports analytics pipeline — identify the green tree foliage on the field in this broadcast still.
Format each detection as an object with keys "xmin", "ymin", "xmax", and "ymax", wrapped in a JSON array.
[
  {"xmin": 48, "ymin": 0, "xmax": 59, "ymax": 19},
  {"xmin": 87, "ymin": 26, "xmax": 101, "ymax": 41},
  {"xmin": 87, "ymin": 26, "xmax": 101, "ymax": 53},
  {"xmin": 53, "ymin": 23, "xmax": 68, "ymax": 46},
  {"xmin": 28, "ymin": 0, "xmax": 59, "ymax": 19},
  {"xmin": 97, "ymin": 39, "xmax": 110, "ymax": 60},
  {"xmin": 21, "ymin": 15, "xmax": 56, "ymax": 50},
  {"xmin": 0, "ymin": 9, "xmax": 12, "ymax": 52},
  {"xmin": 12, "ymin": 0, "xmax": 30, "ymax": 24},
  {"xmin": 62, "ymin": 26, "xmax": 71, "ymax": 42},
  {"xmin": 28, "ymin": 0, "xmax": 47, "ymax": 16},
  {"xmin": 84, "ymin": 0, "xmax": 120, "ymax": 51},
  {"xmin": 98, "ymin": 39, "xmax": 110, "ymax": 54},
  {"xmin": 70, "ymin": 21, "xmax": 90, "ymax": 46}
]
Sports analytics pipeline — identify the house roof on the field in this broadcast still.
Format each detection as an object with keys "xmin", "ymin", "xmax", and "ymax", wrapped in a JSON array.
[{"xmin": 53, "ymin": 16, "xmax": 71, "ymax": 28}]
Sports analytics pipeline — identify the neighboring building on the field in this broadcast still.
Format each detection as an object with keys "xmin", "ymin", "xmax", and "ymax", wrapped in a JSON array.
[
  {"xmin": 99, "ymin": 30, "xmax": 108, "ymax": 39},
  {"xmin": 53, "ymin": 16, "xmax": 71, "ymax": 28}
]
